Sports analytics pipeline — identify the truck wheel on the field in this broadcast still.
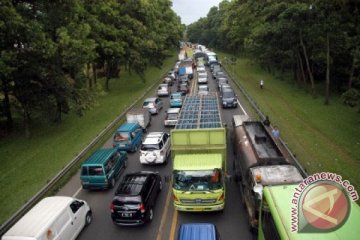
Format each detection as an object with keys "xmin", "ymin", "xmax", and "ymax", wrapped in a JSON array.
[{"xmin": 85, "ymin": 212, "xmax": 92, "ymax": 226}]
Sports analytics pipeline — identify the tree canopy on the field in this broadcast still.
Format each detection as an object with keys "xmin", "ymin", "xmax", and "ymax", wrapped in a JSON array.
[
  {"xmin": 0, "ymin": 0, "xmax": 183, "ymax": 135},
  {"xmin": 187, "ymin": 0, "xmax": 360, "ymax": 109}
]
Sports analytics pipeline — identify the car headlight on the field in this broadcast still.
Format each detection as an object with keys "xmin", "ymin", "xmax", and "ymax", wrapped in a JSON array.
[{"xmin": 223, "ymin": 101, "xmax": 227, "ymax": 105}]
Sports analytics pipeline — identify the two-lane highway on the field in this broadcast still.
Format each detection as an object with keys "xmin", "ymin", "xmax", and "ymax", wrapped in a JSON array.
[{"xmin": 57, "ymin": 64, "xmax": 255, "ymax": 240}]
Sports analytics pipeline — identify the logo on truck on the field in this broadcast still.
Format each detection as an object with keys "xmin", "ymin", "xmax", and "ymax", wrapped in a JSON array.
[{"xmin": 291, "ymin": 172, "xmax": 358, "ymax": 233}]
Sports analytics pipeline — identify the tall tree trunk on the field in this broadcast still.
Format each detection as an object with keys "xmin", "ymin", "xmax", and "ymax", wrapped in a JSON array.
[
  {"xmin": 299, "ymin": 30, "xmax": 315, "ymax": 96},
  {"xmin": 325, "ymin": 33, "xmax": 330, "ymax": 105},
  {"xmin": 2, "ymin": 85, "xmax": 13, "ymax": 131},
  {"xmin": 87, "ymin": 63, "xmax": 92, "ymax": 89},
  {"xmin": 54, "ymin": 101, "xmax": 62, "ymax": 123},
  {"xmin": 92, "ymin": 63, "xmax": 97, "ymax": 86},
  {"xmin": 348, "ymin": 53, "xmax": 356, "ymax": 90},
  {"xmin": 23, "ymin": 105, "xmax": 31, "ymax": 138},
  {"xmin": 297, "ymin": 51, "xmax": 307, "ymax": 86}
]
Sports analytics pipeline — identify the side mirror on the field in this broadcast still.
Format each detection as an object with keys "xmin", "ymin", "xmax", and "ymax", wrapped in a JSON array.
[{"xmin": 253, "ymin": 184, "xmax": 264, "ymax": 199}]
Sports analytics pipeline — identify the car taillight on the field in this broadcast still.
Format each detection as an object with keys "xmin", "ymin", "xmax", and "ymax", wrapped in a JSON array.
[
  {"xmin": 112, "ymin": 144, "xmax": 116, "ymax": 147},
  {"xmin": 110, "ymin": 203, "xmax": 114, "ymax": 213},
  {"xmin": 218, "ymin": 193, "xmax": 225, "ymax": 202},
  {"xmin": 139, "ymin": 203, "xmax": 145, "ymax": 213}
]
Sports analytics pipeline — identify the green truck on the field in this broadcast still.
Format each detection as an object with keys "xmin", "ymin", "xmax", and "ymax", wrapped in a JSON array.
[
  {"xmin": 171, "ymin": 94, "xmax": 227, "ymax": 212},
  {"xmin": 257, "ymin": 184, "xmax": 360, "ymax": 240}
]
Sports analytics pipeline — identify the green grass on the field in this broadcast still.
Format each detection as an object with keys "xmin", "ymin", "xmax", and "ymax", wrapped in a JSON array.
[
  {"xmin": 220, "ymin": 54, "xmax": 360, "ymax": 196},
  {"xmin": 0, "ymin": 52, "xmax": 177, "ymax": 224}
]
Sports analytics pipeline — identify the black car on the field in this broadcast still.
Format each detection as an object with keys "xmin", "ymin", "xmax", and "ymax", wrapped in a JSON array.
[
  {"xmin": 220, "ymin": 88, "xmax": 238, "ymax": 108},
  {"xmin": 110, "ymin": 171, "xmax": 162, "ymax": 226}
]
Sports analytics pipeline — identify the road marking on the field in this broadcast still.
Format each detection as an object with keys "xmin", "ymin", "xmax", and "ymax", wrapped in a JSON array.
[
  {"xmin": 237, "ymin": 99, "xmax": 248, "ymax": 116},
  {"xmin": 169, "ymin": 209, "xmax": 178, "ymax": 240},
  {"xmin": 72, "ymin": 187, "xmax": 82, "ymax": 198},
  {"xmin": 156, "ymin": 186, "xmax": 173, "ymax": 240}
]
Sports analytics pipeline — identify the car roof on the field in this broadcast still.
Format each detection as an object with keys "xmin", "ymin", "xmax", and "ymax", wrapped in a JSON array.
[
  {"xmin": 83, "ymin": 148, "xmax": 118, "ymax": 165},
  {"xmin": 143, "ymin": 132, "xmax": 165, "ymax": 144},
  {"xmin": 117, "ymin": 122, "xmax": 140, "ymax": 132},
  {"xmin": 178, "ymin": 223, "xmax": 218, "ymax": 240},
  {"xmin": 167, "ymin": 108, "xmax": 180, "ymax": 113},
  {"xmin": 116, "ymin": 174, "xmax": 149, "ymax": 195},
  {"xmin": 144, "ymin": 97, "xmax": 157, "ymax": 102}
]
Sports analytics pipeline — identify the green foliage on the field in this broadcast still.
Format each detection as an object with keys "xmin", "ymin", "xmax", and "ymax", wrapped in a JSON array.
[
  {"xmin": 0, "ymin": 0, "xmax": 183, "ymax": 133},
  {"xmin": 221, "ymin": 54, "xmax": 360, "ymax": 195},
  {"xmin": 341, "ymin": 88, "xmax": 360, "ymax": 108},
  {"xmin": 187, "ymin": 0, "xmax": 360, "ymax": 104}
]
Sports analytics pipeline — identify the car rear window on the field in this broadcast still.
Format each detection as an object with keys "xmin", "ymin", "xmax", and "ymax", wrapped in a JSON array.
[
  {"xmin": 114, "ymin": 132, "xmax": 129, "ymax": 141},
  {"xmin": 167, "ymin": 113, "xmax": 178, "ymax": 120},
  {"xmin": 141, "ymin": 144, "xmax": 160, "ymax": 151},
  {"xmin": 223, "ymin": 91, "xmax": 235, "ymax": 98},
  {"xmin": 113, "ymin": 196, "xmax": 141, "ymax": 204},
  {"xmin": 87, "ymin": 166, "xmax": 104, "ymax": 176}
]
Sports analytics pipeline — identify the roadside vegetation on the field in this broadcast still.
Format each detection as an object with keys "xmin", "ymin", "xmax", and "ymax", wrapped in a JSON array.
[
  {"xmin": 0, "ymin": 53, "xmax": 177, "ymax": 224},
  {"xmin": 0, "ymin": 0, "xmax": 183, "ymax": 224},
  {"xmin": 221, "ymin": 54, "xmax": 360, "ymax": 195}
]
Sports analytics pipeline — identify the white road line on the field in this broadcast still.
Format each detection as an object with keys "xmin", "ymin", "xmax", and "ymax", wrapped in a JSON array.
[
  {"xmin": 237, "ymin": 99, "xmax": 248, "ymax": 116},
  {"xmin": 72, "ymin": 187, "xmax": 82, "ymax": 198}
]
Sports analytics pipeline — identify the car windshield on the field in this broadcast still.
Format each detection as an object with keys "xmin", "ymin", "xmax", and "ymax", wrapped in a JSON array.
[
  {"xmin": 167, "ymin": 113, "xmax": 178, "ymax": 120},
  {"xmin": 141, "ymin": 144, "xmax": 160, "ymax": 151},
  {"xmin": 114, "ymin": 132, "xmax": 129, "ymax": 142},
  {"xmin": 173, "ymin": 169, "xmax": 223, "ymax": 191}
]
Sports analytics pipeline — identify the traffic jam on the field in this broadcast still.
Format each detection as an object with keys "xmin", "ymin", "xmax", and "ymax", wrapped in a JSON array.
[{"xmin": 3, "ymin": 44, "xmax": 359, "ymax": 240}]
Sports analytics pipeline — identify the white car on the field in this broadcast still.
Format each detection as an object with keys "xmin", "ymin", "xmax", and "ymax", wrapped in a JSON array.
[
  {"xmin": 140, "ymin": 132, "xmax": 171, "ymax": 164},
  {"xmin": 157, "ymin": 83, "xmax": 170, "ymax": 97},
  {"xmin": 164, "ymin": 108, "xmax": 180, "ymax": 127},
  {"xmin": 143, "ymin": 97, "xmax": 163, "ymax": 114},
  {"xmin": 197, "ymin": 66, "xmax": 206, "ymax": 72},
  {"xmin": 197, "ymin": 71, "xmax": 208, "ymax": 84},
  {"xmin": 198, "ymin": 85, "xmax": 209, "ymax": 95}
]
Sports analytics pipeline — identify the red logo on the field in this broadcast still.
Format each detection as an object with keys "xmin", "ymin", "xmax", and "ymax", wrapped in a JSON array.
[{"xmin": 300, "ymin": 183, "xmax": 349, "ymax": 231}]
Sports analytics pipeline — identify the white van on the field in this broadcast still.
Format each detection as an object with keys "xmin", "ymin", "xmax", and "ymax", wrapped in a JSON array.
[{"xmin": 2, "ymin": 196, "xmax": 92, "ymax": 240}]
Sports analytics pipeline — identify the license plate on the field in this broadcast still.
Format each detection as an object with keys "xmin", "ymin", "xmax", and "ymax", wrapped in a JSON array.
[
  {"xmin": 194, "ymin": 208, "xmax": 202, "ymax": 211},
  {"xmin": 121, "ymin": 213, "xmax": 132, "ymax": 217},
  {"xmin": 119, "ymin": 144, "xmax": 125, "ymax": 147}
]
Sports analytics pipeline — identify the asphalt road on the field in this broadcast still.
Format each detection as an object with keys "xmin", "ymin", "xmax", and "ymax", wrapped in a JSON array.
[{"xmin": 57, "ymin": 65, "xmax": 256, "ymax": 240}]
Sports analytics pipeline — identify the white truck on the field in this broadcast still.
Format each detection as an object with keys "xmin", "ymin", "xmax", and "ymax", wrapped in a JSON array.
[{"xmin": 126, "ymin": 108, "xmax": 151, "ymax": 131}]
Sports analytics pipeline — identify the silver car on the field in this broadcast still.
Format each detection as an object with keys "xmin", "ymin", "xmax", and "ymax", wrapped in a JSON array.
[
  {"xmin": 197, "ymin": 71, "xmax": 208, "ymax": 84},
  {"xmin": 143, "ymin": 97, "xmax": 163, "ymax": 115},
  {"xmin": 157, "ymin": 84, "xmax": 170, "ymax": 97}
]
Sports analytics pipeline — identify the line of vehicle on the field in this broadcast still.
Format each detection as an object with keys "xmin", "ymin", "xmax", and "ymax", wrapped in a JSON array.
[{"xmin": 156, "ymin": 185, "xmax": 174, "ymax": 240}]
